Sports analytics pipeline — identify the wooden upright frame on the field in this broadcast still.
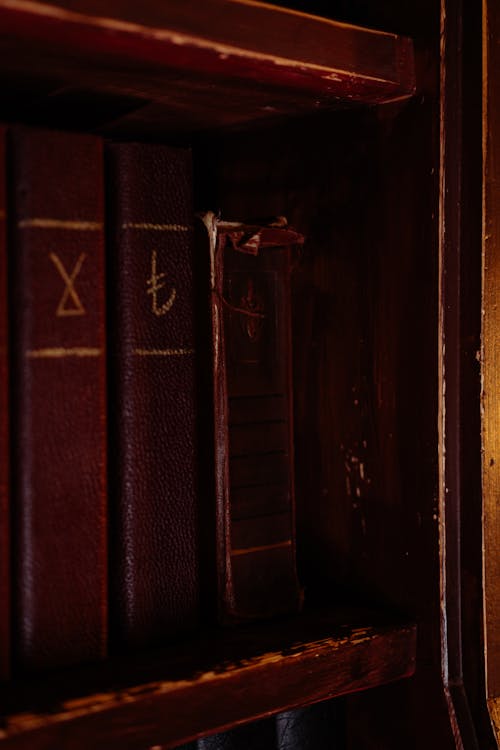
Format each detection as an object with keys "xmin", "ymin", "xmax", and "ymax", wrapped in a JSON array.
[{"xmin": 483, "ymin": 0, "xmax": 500, "ymax": 741}]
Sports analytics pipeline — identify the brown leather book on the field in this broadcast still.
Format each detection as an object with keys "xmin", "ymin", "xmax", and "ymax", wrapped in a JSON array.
[
  {"xmin": 107, "ymin": 142, "xmax": 199, "ymax": 648},
  {"xmin": 10, "ymin": 127, "xmax": 107, "ymax": 671},
  {"xmin": 202, "ymin": 213, "xmax": 303, "ymax": 621},
  {"xmin": 0, "ymin": 126, "xmax": 8, "ymax": 680}
]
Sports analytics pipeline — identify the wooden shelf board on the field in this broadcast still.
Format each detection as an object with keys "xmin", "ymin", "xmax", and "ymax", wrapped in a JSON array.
[
  {"xmin": 0, "ymin": 608, "xmax": 416, "ymax": 749},
  {"xmin": 0, "ymin": 0, "xmax": 415, "ymax": 131}
]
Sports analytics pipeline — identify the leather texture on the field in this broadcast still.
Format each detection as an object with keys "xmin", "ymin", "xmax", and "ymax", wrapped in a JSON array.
[
  {"xmin": 107, "ymin": 142, "xmax": 199, "ymax": 648},
  {"xmin": 197, "ymin": 718, "xmax": 277, "ymax": 750},
  {"xmin": 276, "ymin": 699, "xmax": 344, "ymax": 749},
  {"xmin": 185, "ymin": 702, "xmax": 343, "ymax": 750},
  {"xmin": 0, "ymin": 127, "xmax": 9, "ymax": 679},
  {"xmin": 209, "ymin": 218, "xmax": 303, "ymax": 621},
  {"xmin": 11, "ymin": 126, "xmax": 107, "ymax": 672}
]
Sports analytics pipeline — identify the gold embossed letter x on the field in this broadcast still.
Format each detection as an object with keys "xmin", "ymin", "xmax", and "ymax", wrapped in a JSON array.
[
  {"xmin": 49, "ymin": 252, "xmax": 87, "ymax": 317},
  {"xmin": 146, "ymin": 250, "xmax": 176, "ymax": 316}
]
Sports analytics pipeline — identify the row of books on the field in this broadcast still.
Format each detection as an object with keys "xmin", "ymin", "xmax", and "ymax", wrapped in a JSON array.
[{"xmin": 0, "ymin": 125, "xmax": 302, "ymax": 679}]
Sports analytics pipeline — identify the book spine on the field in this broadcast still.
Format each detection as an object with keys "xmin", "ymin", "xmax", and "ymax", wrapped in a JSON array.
[
  {"xmin": 207, "ymin": 216, "xmax": 303, "ymax": 621},
  {"xmin": 10, "ymin": 127, "xmax": 107, "ymax": 671},
  {"xmin": 107, "ymin": 143, "xmax": 199, "ymax": 648},
  {"xmin": 197, "ymin": 717, "xmax": 277, "ymax": 750},
  {"xmin": 276, "ymin": 700, "xmax": 345, "ymax": 749},
  {"xmin": 0, "ymin": 126, "xmax": 8, "ymax": 680}
]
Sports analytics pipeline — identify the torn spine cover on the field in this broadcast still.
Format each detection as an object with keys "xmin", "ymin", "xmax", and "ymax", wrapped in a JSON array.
[{"xmin": 201, "ymin": 212, "xmax": 304, "ymax": 622}]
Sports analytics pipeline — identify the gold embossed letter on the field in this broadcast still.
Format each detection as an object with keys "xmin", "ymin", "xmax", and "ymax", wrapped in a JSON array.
[
  {"xmin": 146, "ymin": 250, "xmax": 176, "ymax": 316},
  {"xmin": 49, "ymin": 252, "xmax": 87, "ymax": 317}
]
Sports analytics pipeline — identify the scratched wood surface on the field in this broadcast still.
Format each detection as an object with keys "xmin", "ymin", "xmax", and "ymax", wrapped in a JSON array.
[
  {"xmin": 483, "ymin": 0, "xmax": 500, "ymax": 741},
  {"xmin": 0, "ymin": 0, "xmax": 415, "ymax": 132},
  {"xmin": 0, "ymin": 609, "xmax": 415, "ymax": 749}
]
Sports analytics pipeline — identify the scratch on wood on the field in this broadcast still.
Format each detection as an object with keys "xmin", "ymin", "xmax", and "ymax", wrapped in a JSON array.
[
  {"xmin": 0, "ymin": 626, "xmax": 414, "ymax": 738},
  {"xmin": 0, "ymin": 0, "xmax": 405, "ymax": 84}
]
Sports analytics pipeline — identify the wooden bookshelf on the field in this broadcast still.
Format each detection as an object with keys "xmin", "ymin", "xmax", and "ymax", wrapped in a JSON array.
[
  {"xmin": 0, "ymin": 4, "xmax": 422, "ymax": 746},
  {"xmin": 483, "ymin": 0, "xmax": 500, "ymax": 743},
  {"xmin": 0, "ymin": 0, "xmax": 415, "ymax": 131},
  {"xmin": 0, "ymin": 1, "xmax": 492, "ymax": 748},
  {"xmin": 0, "ymin": 608, "xmax": 415, "ymax": 749}
]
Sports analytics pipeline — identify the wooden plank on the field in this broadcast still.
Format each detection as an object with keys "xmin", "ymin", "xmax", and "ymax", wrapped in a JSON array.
[
  {"xmin": 1, "ymin": 0, "xmax": 413, "ymax": 86},
  {"xmin": 0, "ymin": 611, "xmax": 416, "ymax": 749},
  {"xmin": 0, "ymin": 0, "xmax": 415, "ymax": 131},
  {"xmin": 438, "ymin": 0, "xmax": 494, "ymax": 747},
  {"xmin": 483, "ymin": 0, "xmax": 500, "ymax": 736}
]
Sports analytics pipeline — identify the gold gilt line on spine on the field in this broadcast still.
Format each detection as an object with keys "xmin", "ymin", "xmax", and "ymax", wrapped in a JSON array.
[
  {"xmin": 18, "ymin": 218, "xmax": 102, "ymax": 230},
  {"xmin": 231, "ymin": 540, "xmax": 292, "ymax": 557},
  {"xmin": 122, "ymin": 223, "xmax": 190, "ymax": 231},
  {"xmin": 26, "ymin": 348, "xmax": 102, "ymax": 358},
  {"xmin": 133, "ymin": 348, "xmax": 195, "ymax": 356}
]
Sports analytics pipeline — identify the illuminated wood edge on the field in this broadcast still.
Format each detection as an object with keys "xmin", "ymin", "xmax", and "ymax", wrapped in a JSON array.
[
  {"xmin": 488, "ymin": 696, "xmax": 500, "ymax": 738},
  {"xmin": 0, "ymin": 0, "xmax": 415, "ymax": 104},
  {"xmin": 482, "ymin": 0, "xmax": 500, "ymax": 730},
  {"xmin": 0, "ymin": 623, "xmax": 416, "ymax": 748}
]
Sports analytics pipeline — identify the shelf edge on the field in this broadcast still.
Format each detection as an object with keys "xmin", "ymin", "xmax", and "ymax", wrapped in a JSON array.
[{"xmin": 0, "ymin": 622, "xmax": 416, "ymax": 749}]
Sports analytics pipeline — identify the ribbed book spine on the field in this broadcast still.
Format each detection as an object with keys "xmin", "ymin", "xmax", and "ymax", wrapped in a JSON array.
[
  {"xmin": 0, "ymin": 126, "xmax": 8, "ymax": 680},
  {"xmin": 107, "ymin": 143, "xmax": 199, "ymax": 648},
  {"xmin": 205, "ymin": 215, "xmax": 303, "ymax": 621},
  {"xmin": 10, "ymin": 127, "xmax": 107, "ymax": 671}
]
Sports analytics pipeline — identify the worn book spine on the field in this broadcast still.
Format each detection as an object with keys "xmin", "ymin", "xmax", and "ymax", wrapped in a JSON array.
[
  {"xmin": 0, "ymin": 126, "xmax": 8, "ymax": 680},
  {"xmin": 10, "ymin": 127, "xmax": 107, "ymax": 671},
  {"xmin": 205, "ymin": 214, "xmax": 303, "ymax": 621},
  {"xmin": 107, "ymin": 143, "xmax": 199, "ymax": 648},
  {"xmin": 276, "ymin": 700, "xmax": 345, "ymax": 749}
]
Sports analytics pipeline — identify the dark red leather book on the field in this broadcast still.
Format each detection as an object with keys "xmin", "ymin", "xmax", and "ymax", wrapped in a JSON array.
[
  {"xmin": 10, "ymin": 127, "xmax": 107, "ymax": 671},
  {"xmin": 0, "ymin": 126, "xmax": 8, "ymax": 680},
  {"xmin": 203, "ymin": 213, "xmax": 303, "ymax": 621},
  {"xmin": 107, "ymin": 142, "xmax": 199, "ymax": 648}
]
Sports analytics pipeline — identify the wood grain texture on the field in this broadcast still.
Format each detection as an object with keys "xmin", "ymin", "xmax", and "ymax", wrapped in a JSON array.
[
  {"xmin": 488, "ymin": 695, "xmax": 500, "ymax": 741},
  {"xmin": 191, "ymin": 66, "xmax": 457, "ymax": 746},
  {"xmin": 439, "ymin": 0, "xmax": 493, "ymax": 746},
  {"xmin": 0, "ymin": 0, "xmax": 415, "ymax": 132},
  {"xmin": 0, "ymin": 610, "xmax": 415, "ymax": 749},
  {"xmin": 483, "ymin": 0, "xmax": 500, "ymax": 730},
  {"xmin": 0, "ymin": 127, "xmax": 8, "ymax": 681}
]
